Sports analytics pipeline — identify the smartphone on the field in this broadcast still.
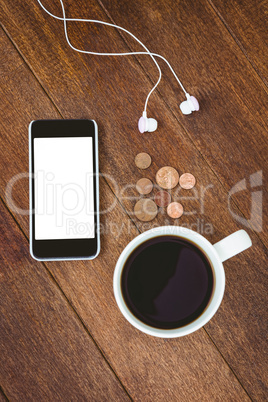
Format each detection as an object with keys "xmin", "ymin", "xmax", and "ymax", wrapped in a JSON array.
[{"xmin": 29, "ymin": 119, "xmax": 100, "ymax": 261}]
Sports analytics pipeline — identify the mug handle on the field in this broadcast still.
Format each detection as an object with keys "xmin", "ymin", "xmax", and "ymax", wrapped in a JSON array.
[{"xmin": 213, "ymin": 230, "xmax": 252, "ymax": 262}]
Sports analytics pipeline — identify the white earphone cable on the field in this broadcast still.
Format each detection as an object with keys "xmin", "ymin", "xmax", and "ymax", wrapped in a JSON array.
[{"xmin": 37, "ymin": 0, "xmax": 187, "ymax": 113}]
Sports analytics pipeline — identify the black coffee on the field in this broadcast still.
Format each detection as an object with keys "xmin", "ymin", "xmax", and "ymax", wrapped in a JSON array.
[{"xmin": 121, "ymin": 236, "xmax": 214, "ymax": 329}]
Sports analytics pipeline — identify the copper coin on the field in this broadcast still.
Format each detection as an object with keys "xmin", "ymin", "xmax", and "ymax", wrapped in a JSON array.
[
  {"xmin": 135, "ymin": 152, "xmax": 152, "ymax": 169},
  {"xmin": 167, "ymin": 202, "xmax": 184, "ymax": 219},
  {"xmin": 156, "ymin": 166, "xmax": 179, "ymax": 189},
  {"xmin": 134, "ymin": 199, "xmax": 158, "ymax": 222},
  {"xmin": 154, "ymin": 190, "xmax": 171, "ymax": 207},
  {"xmin": 136, "ymin": 178, "xmax": 153, "ymax": 195},
  {"xmin": 179, "ymin": 173, "xmax": 196, "ymax": 189}
]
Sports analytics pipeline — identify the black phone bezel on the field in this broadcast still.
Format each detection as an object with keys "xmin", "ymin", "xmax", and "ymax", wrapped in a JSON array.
[{"xmin": 29, "ymin": 119, "xmax": 99, "ymax": 260}]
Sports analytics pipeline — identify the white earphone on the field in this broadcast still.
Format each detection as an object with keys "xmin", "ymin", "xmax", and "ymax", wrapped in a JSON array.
[
  {"xmin": 37, "ymin": 0, "xmax": 199, "ymax": 133},
  {"xmin": 138, "ymin": 112, "xmax": 158, "ymax": 134},
  {"xmin": 180, "ymin": 94, "xmax": 200, "ymax": 115}
]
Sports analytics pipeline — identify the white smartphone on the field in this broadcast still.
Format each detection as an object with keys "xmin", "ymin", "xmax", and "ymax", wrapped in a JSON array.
[{"xmin": 29, "ymin": 119, "xmax": 100, "ymax": 261}]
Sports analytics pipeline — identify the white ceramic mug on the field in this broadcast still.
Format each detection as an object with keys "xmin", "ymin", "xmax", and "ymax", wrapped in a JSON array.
[{"xmin": 113, "ymin": 226, "xmax": 252, "ymax": 338}]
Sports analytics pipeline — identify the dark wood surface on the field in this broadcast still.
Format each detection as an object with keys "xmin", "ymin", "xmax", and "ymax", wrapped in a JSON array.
[
  {"xmin": 208, "ymin": 0, "xmax": 268, "ymax": 83},
  {"xmin": 0, "ymin": 0, "xmax": 267, "ymax": 400},
  {"xmin": 0, "ymin": 387, "xmax": 8, "ymax": 402}
]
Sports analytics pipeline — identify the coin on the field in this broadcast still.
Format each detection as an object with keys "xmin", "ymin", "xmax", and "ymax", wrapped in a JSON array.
[
  {"xmin": 179, "ymin": 173, "xmax": 196, "ymax": 189},
  {"xmin": 136, "ymin": 178, "xmax": 153, "ymax": 195},
  {"xmin": 156, "ymin": 166, "xmax": 179, "ymax": 189},
  {"xmin": 135, "ymin": 152, "xmax": 152, "ymax": 169},
  {"xmin": 154, "ymin": 190, "xmax": 171, "ymax": 207},
  {"xmin": 134, "ymin": 199, "xmax": 158, "ymax": 222},
  {"xmin": 167, "ymin": 202, "xmax": 184, "ymax": 218}
]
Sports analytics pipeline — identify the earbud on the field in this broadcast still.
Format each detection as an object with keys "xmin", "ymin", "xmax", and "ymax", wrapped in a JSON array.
[
  {"xmin": 180, "ymin": 93, "xmax": 199, "ymax": 115},
  {"xmin": 139, "ymin": 93, "xmax": 199, "ymax": 133},
  {"xmin": 138, "ymin": 112, "xmax": 158, "ymax": 133}
]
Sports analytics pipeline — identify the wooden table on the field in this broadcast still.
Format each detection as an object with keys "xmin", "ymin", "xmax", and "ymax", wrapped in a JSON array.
[{"xmin": 0, "ymin": 0, "xmax": 267, "ymax": 400}]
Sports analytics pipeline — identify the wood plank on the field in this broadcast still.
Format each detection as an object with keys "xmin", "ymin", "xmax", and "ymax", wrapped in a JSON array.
[
  {"xmin": 0, "ymin": 200, "xmax": 130, "ymax": 401},
  {"xmin": 208, "ymin": 0, "xmax": 268, "ymax": 84},
  {"xmin": 0, "ymin": 24, "xmax": 265, "ymax": 401},
  {"xmin": 45, "ymin": 220, "xmax": 267, "ymax": 401},
  {"xmin": 1, "ymin": 0, "xmax": 266, "ymax": 246},
  {"xmin": 93, "ymin": 0, "xmax": 268, "ymax": 242},
  {"xmin": 1, "ymin": 186, "xmax": 252, "ymax": 400},
  {"xmin": 0, "ymin": 388, "xmax": 8, "ymax": 402}
]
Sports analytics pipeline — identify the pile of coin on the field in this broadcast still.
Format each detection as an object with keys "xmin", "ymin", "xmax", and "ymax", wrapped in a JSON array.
[{"xmin": 134, "ymin": 152, "xmax": 196, "ymax": 222}]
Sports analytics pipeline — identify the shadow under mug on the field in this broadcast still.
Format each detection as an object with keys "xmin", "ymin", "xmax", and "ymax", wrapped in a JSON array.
[{"xmin": 113, "ymin": 226, "xmax": 252, "ymax": 338}]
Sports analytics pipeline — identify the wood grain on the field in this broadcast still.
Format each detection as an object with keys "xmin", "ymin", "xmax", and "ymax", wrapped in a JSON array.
[
  {"xmin": 2, "ymin": 0, "xmax": 267, "ymax": 244},
  {"xmin": 0, "ymin": 1, "xmax": 267, "ymax": 400},
  {"xmin": 0, "ymin": 388, "xmax": 8, "ymax": 402},
  {"xmin": 1, "ymin": 0, "xmax": 266, "ymax": 242},
  {"xmin": 0, "ymin": 26, "xmax": 252, "ymax": 401},
  {"xmin": 101, "ymin": 0, "xmax": 268, "ymax": 239},
  {"xmin": 0, "ymin": 201, "xmax": 130, "ymax": 401},
  {"xmin": 209, "ymin": 0, "xmax": 268, "ymax": 83}
]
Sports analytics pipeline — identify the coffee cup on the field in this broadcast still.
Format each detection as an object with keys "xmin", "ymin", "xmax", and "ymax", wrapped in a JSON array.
[{"xmin": 113, "ymin": 226, "xmax": 252, "ymax": 337}]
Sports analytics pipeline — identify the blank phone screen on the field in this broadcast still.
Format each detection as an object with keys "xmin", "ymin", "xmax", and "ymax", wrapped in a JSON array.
[{"xmin": 34, "ymin": 137, "xmax": 95, "ymax": 240}]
